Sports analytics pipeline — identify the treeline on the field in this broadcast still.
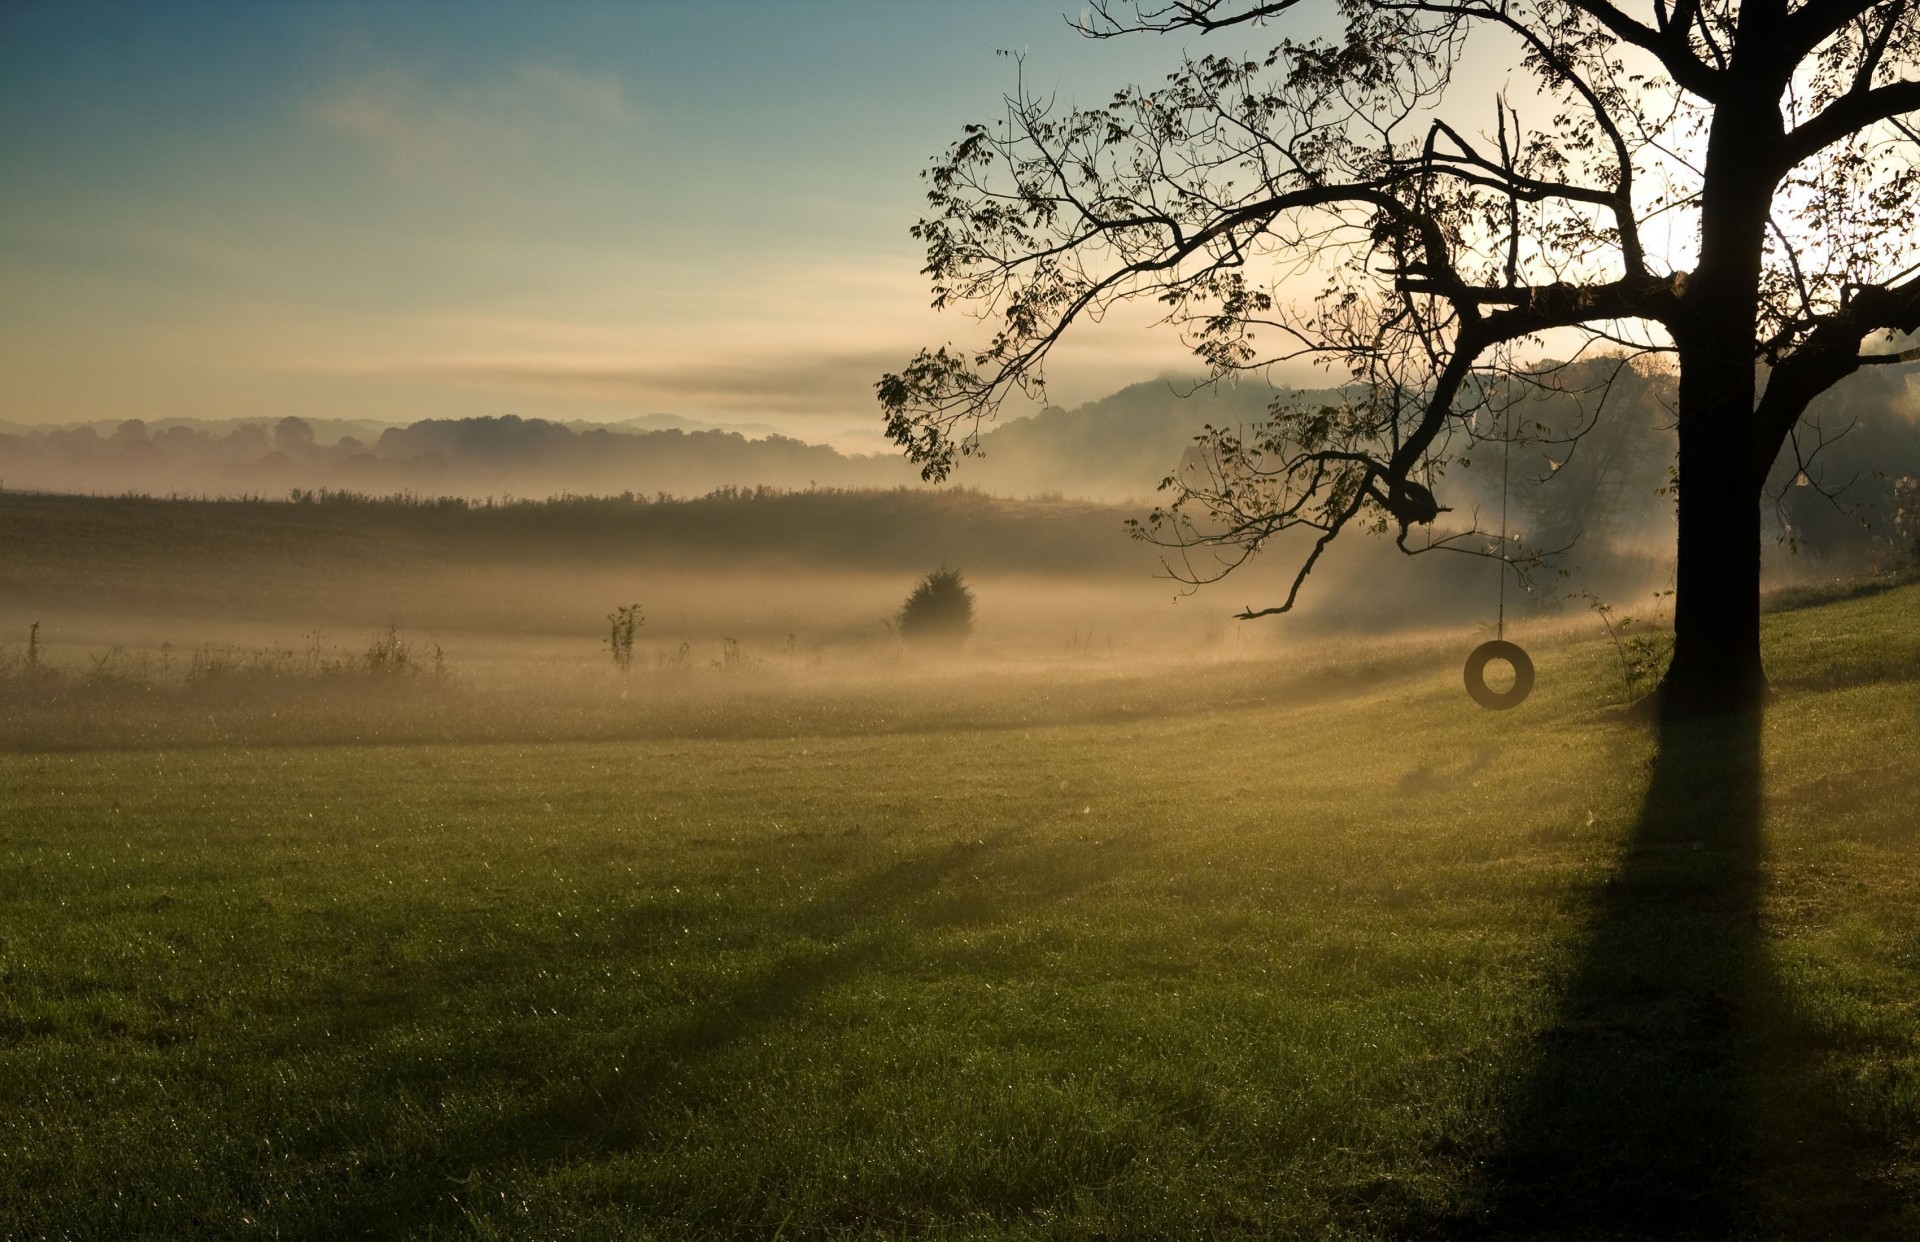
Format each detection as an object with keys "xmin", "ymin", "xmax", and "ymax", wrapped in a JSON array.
[
  {"xmin": 0, "ymin": 379, "xmax": 1352, "ymax": 504},
  {"xmin": 5, "ymin": 360, "xmax": 1912, "ymax": 579},
  {"xmin": 0, "ymin": 483, "xmax": 1617, "ymax": 637},
  {"xmin": 0, "ymin": 415, "xmax": 917, "ymax": 499},
  {"xmin": 1443, "ymin": 355, "xmax": 1920, "ymax": 579},
  {"xmin": 0, "ymin": 485, "xmax": 1160, "ymax": 579}
]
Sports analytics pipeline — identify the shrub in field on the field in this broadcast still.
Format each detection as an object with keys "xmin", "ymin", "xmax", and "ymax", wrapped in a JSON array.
[
  {"xmin": 606, "ymin": 603, "xmax": 643, "ymax": 673},
  {"xmin": 896, "ymin": 567, "xmax": 974, "ymax": 650},
  {"xmin": 0, "ymin": 625, "xmax": 449, "ymax": 714},
  {"xmin": 182, "ymin": 626, "xmax": 443, "ymax": 687},
  {"xmin": 362, "ymin": 623, "xmax": 442, "ymax": 679},
  {"xmin": 0, "ymin": 623, "xmax": 51, "ymax": 690}
]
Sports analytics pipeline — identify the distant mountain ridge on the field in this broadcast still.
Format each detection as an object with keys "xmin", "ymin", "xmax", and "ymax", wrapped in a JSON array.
[
  {"xmin": 2, "ymin": 364, "xmax": 1909, "ymax": 585},
  {"xmin": 0, "ymin": 376, "xmax": 1316, "ymax": 501},
  {"xmin": 968, "ymin": 376, "xmax": 1309, "ymax": 499}
]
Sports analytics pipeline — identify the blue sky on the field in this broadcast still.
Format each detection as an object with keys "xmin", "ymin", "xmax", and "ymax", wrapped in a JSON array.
[{"xmin": 1, "ymin": 1, "xmax": 1243, "ymax": 437}]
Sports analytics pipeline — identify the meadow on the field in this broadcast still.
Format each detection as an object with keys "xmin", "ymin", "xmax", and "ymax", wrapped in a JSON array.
[{"xmin": 1, "ymin": 490, "xmax": 1916, "ymax": 1238}]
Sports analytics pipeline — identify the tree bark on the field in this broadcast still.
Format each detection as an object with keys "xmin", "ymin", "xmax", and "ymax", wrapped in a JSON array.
[
  {"xmin": 1660, "ymin": 345, "xmax": 1770, "ymax": 716},
  {"xmin": 1656, "ymin": 78, "xmax": 1779, "ymax": 719}
]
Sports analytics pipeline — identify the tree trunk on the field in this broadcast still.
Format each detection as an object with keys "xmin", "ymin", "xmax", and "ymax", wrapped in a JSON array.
[
  {"xmin": 1659, "ymin": 350, "xmax": 1770, "ymax": 717},
  {"xmin": 1658, "ymin": 75, "xmax": 1779, "ymax": 719}
]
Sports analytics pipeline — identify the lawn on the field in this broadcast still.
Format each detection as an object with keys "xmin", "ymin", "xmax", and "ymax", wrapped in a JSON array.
[{"xmin": 2, "ymin": 581, "xmax": 1916, "ymax": 1238}]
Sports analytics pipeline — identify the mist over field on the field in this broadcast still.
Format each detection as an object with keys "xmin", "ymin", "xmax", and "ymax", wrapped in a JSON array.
[
  {"xmin": 7, "ymin": 358, "xmax": 1915, "ymax": 638},
  {"xmin": 5, "ymin": 470, "xmax": 1917, "ymax": 1236},
  {"xmin": 6, "ymin": 313, "xmax": 1920, "ymax": 1242},
  {"xmin": 7, "ymin": 0, "xmax": 1920, "ymax": 1234}
]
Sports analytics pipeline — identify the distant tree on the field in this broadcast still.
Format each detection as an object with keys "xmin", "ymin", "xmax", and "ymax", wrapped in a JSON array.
[
  {"xmin": 896, "ymin": 567, "xmax": 976, "ymax": 648},
  {"xmin": 1892, "ymin": 475, "xmax": 1920, "ymax": 564},
  {"xmin": 1764, "ymin": 359, "xmax": 1920, "ymax": 560},
  {"xmin": 155, "ymin": 424, "xmax": 204, "ymax": 452},
  {"xmin": 113, "ymin": 417, "xmax": 164, "ymax": 464},
  {"xmin": 221, "ymin": 424, "xmax": 271, "ymax": 462},
  {"xmin": 1494, "ymin": 357, "xmax": 1678, "ymax": 559},
  {"xmin": 275, "ymin": 417, "xmax": 316, "ymax": 456},
  {"xmin": 881, "ymin": 0, "xmax": 1920, "ymax": 714}
]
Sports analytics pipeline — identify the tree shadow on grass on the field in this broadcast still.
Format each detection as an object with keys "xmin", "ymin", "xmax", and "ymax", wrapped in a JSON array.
[
  {"xmin": 1454, "ymin": 708, "xmax": 1913, "ymax": 1239},
  {"xmin": 321, "ymin": 850, "xmax": 978, "ymax": 1237},
  {"xmin": 326, "ymin": 828, "xmax": 1155, "ymax": 1238},
  {"xmin": 1467, "ymin": 709, "xmax": 1767, "ymax": 1237}
]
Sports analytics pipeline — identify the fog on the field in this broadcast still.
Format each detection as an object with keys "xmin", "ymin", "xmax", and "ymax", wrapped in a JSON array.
[
  {"xmin": 0, "ymin": 476, "xmax": 1559, "ymax": 755},
  {"xmin": 3, "ymin": 358, "xmax": 1914, "ymax": 736}
]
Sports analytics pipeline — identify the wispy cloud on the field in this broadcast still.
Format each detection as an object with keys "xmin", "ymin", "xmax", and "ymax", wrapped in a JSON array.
[
  {"xmin": 308, "ymin": 64, "xmax": 641, "ymax": 176},
  {"xmin": 408, "ymin": 351, "xmax": 904, "ymax": 417}
]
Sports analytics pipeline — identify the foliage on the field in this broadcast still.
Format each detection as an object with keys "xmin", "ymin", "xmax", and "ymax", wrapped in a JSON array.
[
  {"xmin": 1889, "ymin": 473, "xmax": 1920, "ymax": 567},
  {"xmin": 0, "ymin": 625, "xmax": 447, "ymax": 703},
  {"xmin": 1582, "ymin": 590, "xmax": 1676, "ymax": 707},
  {"xmin": 606, "ymin": 603, "xmax": 643, "ymax": 673},
  {"xmin": 880, "ymin": 0, "xmax": 1920, "ymax": 707},
  {"xmin": 1764, "ymin": 362, "xmax": 1920, "ymax": 565},
  {"xmin": 0, "ymin": 487, "xmax": 1158, "ymax": 580},
  {"xmin": 359, "ymin": 622, "xmax": 442, "ymax": 680},
  {"xmin": 896, "ymin": 566, "xmax": 976, "ymax": 649},
  {"xmin": 1, "ymin": 413, "xmax": 915, "ymax": 500}
]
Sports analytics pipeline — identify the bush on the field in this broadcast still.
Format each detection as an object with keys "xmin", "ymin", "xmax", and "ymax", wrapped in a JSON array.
[
  {"xmin": 606, "ymin": 603, "xmax": 643, "ymax": 672},
  {"xmin": 896, "ymin": 567, "xmax": 974, "ymax": 649}
]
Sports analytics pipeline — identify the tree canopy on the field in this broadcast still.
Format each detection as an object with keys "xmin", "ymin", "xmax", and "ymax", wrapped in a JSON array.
[{"xmin": 881, "ymin": 0, "xmax": 1920, "ymax": 711}]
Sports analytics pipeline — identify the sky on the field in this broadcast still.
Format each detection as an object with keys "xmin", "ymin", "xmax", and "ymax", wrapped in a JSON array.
[{"xmin": 0, "ymin": 0, "xmax": 1286, "ymax": 441}]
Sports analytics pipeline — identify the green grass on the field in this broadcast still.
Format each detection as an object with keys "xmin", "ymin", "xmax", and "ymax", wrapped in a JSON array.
[{"xmin": 2, "ymin": 585, "xmax": 1917, "ymax": 1238}]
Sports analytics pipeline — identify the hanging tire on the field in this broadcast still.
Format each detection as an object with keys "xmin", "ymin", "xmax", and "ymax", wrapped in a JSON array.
[{"xmin": 1464, "ymin": 640, "xmax": 1535, "ymax": 710}]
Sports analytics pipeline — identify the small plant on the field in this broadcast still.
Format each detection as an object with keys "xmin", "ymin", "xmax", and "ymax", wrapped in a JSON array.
[
  {"xmin": 606, "ymin": 603, "xmax": 643, "ymax": 673},
  {"xmin": 1583, "ymin": 590, "xmax": 1674, "ymax": 707},
  {"xmin": 896, "ymin": 566, "xmax": 974, "ymax": 650},
  {"xmin": 711, "ymin": 636, "xmax": 750, "ymax": 671},
  {"xmin": 364, "ymin": 623, "xmax": 415, "ymax": 677},
  {"xmin": 352, "ymin": 623, "xmax": 442, "ymax": 681}
]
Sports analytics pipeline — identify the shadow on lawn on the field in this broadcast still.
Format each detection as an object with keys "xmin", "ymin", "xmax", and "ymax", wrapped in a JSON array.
[
  {"xmin": 330, "ymin": 828, "xmax": 1148, "ymax": 1238},
  {"xmin": 328, "ymin": 849, "xmax": 975, "ymax": 1237},
  {"xmin": 1469, "ymin": 710, "xmax": 1765, "ymax": 1236},
  {"xmin": 1460, "ymin": 709, "xmax": 1907, "ymax": 1239}
]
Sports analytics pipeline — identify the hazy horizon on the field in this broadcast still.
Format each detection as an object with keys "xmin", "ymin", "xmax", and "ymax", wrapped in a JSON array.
[{"xmin": 1, "ymin": 1, "xmax": 1342, "ymax": 439}]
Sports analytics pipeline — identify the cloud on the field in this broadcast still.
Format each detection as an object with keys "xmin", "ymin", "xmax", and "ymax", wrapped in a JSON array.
[
  {"xmin": 309, "ymin": 64, "xmax": 640, "ymax": 176},
  {"xmin": 411, "ymin": 351, "xmax": 905, "ymax": 417}
]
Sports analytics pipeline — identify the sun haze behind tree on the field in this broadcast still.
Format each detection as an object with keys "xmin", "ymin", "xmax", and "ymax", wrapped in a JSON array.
[{"xmin": 879, "ymin": 0, "xmax": 1920, "ymax": 716}]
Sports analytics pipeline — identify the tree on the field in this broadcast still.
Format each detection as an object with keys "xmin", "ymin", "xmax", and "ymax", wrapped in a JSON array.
[
  {"xmin": 879, "ymin": 0, "xmax": 1920, "ymax": 714},
  {"xmin": 274, "ymin": 417, "xmax": 316, "ymax": 457},
  {"xmin": 896, "ymin": 567, "xmax": 976, "ymax": 649}
]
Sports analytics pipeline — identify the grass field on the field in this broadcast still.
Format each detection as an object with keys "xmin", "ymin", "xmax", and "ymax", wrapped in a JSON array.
[{"xmin": 2, "ymin": 570, "xmax": 1917, "ymax": 1237}]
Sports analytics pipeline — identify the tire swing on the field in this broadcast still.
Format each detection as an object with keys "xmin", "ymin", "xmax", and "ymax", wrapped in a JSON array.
[
  {"xmin": 1465, "ymin": 400, "xmax": 1534, "ymax": 710},
  {"xmin": 1464, "ymin": 638, "xmax": 1535, "ymax": 710}
]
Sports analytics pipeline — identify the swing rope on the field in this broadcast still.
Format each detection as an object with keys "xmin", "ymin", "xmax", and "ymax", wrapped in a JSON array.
[
  {"xmin": 1497, "ymin": 398, "xmax": 1511, "ymax": 642},
  {"xmin": 1463, "ymin": 383, "xmax": 1535, "ymax": 711}
]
